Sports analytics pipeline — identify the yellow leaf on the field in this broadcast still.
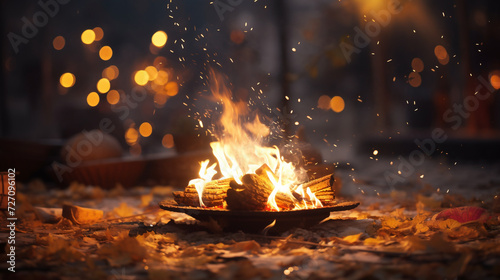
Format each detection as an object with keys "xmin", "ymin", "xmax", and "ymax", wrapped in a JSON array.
[
  {"xmin": 364, "ymin": 237, "xmax": 385, "ymax": 246},
  {"xmin": 230, "ymin": 240, "xmax": 261, "ymax": 254},
  {"xmin": 415, "ymin": 223, "xmax": 430, "ymax": 234},
  {"xmin": 390, "ymin": 208, "xmax": 406, "ymax": 220},
  {"xmin": 110, "ymin": 202, "xmax": 135, "ymax": 218},
  {"xmin": 343, "ymin": 233, "xmax": 362, "ymax": 244},
  {"xmin": 438, "ymin": 219, "xmax": 462, "ymax": 230},
  {"xmin": 382, "ymin": 217, "xmax": 403, "ymax": 229},
  {"xmin": 447, "ymin": 222, "xmax": 488, "ymax": 240}
]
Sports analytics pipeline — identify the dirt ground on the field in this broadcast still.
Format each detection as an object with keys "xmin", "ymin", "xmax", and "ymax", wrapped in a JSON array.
[{"xmin": 1, "ymin": 159, "xmax": 499, "ymax": 280}]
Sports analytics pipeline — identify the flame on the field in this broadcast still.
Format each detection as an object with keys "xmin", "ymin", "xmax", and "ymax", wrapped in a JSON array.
[
  {"xmin": 190, "ymin": 71, "xmax": 321, "ymax": 210},
  {"xmin": 294, "ymin": 185, "xmax": 323, "ymax": 209},
  {"xmin": 188, "ymin": 160, "xmax": 217, "ymax": 207}
]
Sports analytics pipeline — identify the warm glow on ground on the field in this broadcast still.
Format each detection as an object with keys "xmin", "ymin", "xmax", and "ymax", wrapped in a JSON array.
[
  {"xmin": 60, "ymin": 72, "xmax": 75, "ymax": 88},
  {"xmin": 139, "ymin": 122, "xmax": 153, "ymax": 137},
  {"xmin": 53, "ymin": 36, "xmax": 65, "ymax": 50},
  {"xmin": 87, "ymin": 92, "xmax": 100, "ymax": 107},
  {"xmin": 99, "ymin": 46, "xmax": 113, "ymax": 61},
  {"xmin": 97, "ymin": 78, "xmax": 111, "ymax": 93},
  {"xmin": 330, "ymin": 96, "xmax": 345, "ymax": 113},
  {"xmin": 152, "ymin": 31, "xmax": 168, "ymax": 47},
  {"xmin": 81, "ymin": 29, "xmax": 96, "ymax": 44},
  {"xmin": 134, "ymin": 70, "xmax": 149, "ymax": 86}
]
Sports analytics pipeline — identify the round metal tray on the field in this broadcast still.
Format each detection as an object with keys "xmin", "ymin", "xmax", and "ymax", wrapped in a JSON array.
[{"xmin": 159, "ymin": 201, "xmax": 360, "ymax": 233}]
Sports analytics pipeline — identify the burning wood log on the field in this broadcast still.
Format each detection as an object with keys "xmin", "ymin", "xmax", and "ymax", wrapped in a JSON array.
[
  {"xmin": 173, "ymin": 163, "xmax": 338, "ymax": 209},
  {"xmin": 226, "ymin": 173, "xmax": 295, "ymax": 211},
  {"xmin": 173, "ymin": 192, "xmax": 225, "ymax": 207},
  {"xmin": 299, "ymin": 174, "xmax": 336, "ymax": 205},
  {"xmin": 183, "ymin": 178, "xmax": 232, "ymax": 194},
  {"xmin": 173, "ymin": 178, "xmax": 231, "ymax": 207}
]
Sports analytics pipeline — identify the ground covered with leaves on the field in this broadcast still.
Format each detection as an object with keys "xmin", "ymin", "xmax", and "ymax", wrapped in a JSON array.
[{"xmin": 1, "ymin": 160, "xmax": 500, "ymax": 279}]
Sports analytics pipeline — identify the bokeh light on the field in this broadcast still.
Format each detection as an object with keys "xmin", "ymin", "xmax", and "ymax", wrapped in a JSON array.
[
  {"xmin": 97, "ymin": 78, "xmax": 111, "ymax": 93},
  {"xmin": 81, "ymin": 29, "xmax": 96, "ymax": 44},
  {"xmin": 165, "ymin": 81, "xmax": 179, "ymax": 96},
  {"xmin": 93, "ymin": 27, "xmax": 104, "ymax": 41},
  {"xmin": 53, "ymin": 36, "xmax": 65, "ymax": 50},
  {"xmin": 330, "ymin": 96, "xmax": 345, "ymax": 113},
  {"xmin": 230, "ymin": 30, "xmax": 245, "ymax": 44},
  {"xmin": 139, "ymin": 122, "xmax": 153, "ymax": 137},
  {"xmin": 106, "ymin": 89, "xmax": 120, "ymax": 105},
  {"xmin": 87, "ymin": 92, "xmax": 100, "ymax": 107},
  {"xmin": 408, "ymin": 72, "xmax": 422, "ymax": 87},
  {"xmin": 162, "ymin": 134, "xmax": 175, "ymax": 148},
  {"xmin": 438, "ymin": 54, "xmax": 450, "ymax": 65},
  {"xmin": 99, "ymin": 46, "xmax": 113, "ymax": 61},
  {"xmin": 490, "ymin": 70, "xmax": 500, "ymax": 90},
  {"xmin": 134, "ymin": 70, "xmax": 149, "ymax": 86},
  {"xmin": 411, "ymin": 58, "xmax": 424, "ymax": 73},
  {"xmin": 153, "ymin": 56, "xmax": 167, "ymax": 67},
  {"xmin": 151, "ymin": 31, "xmax": 168, "ymax": 47},
  {"xmin": 102, "ymin": 65, "xmax": 119, "ymax": 80},
  {"xmin": 129, "ymin": 144, "xmax": 142, "ymax": 156},
  {"xmin": 60, "ymin": 72, "xmax": 75, "ymax": 88},
  {"xmin": 154, "ymin": 93, "xmax": 168, "ymax": 106},
  {"xmin": 125, "ymin": 127, "xmax": 139, "ymax": 145},
  {"xmin": 145, "ymin": 66, "xmax": 158, "ymax": 81},
  {"xmin": 318, "ymin": 95, "xmax": 331, "ymax": 110},
  {"xmin": 434, "ymin": 45, "xmax": 448, "ymax": 60},
  {"xmin": 154, "ymin": 70, "xmax": 169, "ymax": 85}
]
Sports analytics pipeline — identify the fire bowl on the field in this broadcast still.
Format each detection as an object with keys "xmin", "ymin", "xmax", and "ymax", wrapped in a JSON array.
[{"xmin": 159, "ymin": 201, "xmax": 360, "ymax": 233}]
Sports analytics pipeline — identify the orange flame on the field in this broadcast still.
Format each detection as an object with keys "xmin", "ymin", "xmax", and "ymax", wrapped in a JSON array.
[
  {"xmin": 190, "ymin": 71, "xmax": 320, "ymax": 210},
  {"xmin": 188, "ymin": 159, "xmax": 217, "ymax": 207}
]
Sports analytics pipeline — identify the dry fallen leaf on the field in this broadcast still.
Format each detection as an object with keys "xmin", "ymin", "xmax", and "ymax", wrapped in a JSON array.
[
  {"xmin": 403, "ymin": 233, "xmax": 456, "ymax": 253},
  {"xmin": 32, "ymin": 234, "xmax": 84, "ymax": 263},
  {"xmin": 62, "ymin": 204, "xmax": 103, "ymax": 225},
  {"xmin": 96, "ymin": 232, "xmax": 147, "ymax": 267},
  {"xmin": 230, "ymin": 240, "xmax": 262, "ymax": 254},
  {"xmin": 108, "ymin": 202, "xmax": 135, "ymax": 218},
  {"xmin": 342, "ymin": 233, "xmax": 362, "ymax": 244},
  {"xmin": 382, "ymin": 217, "xmax": 403, "ymax": 229},
  {"xmin": 363, "ymin": 237, "xmax": 385, "ymax": 246}
]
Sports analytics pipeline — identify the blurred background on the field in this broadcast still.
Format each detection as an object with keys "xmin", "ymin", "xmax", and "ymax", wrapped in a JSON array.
[{"xmin": 1, "ymin": 0, "xmax": 500, "ymax": 185}]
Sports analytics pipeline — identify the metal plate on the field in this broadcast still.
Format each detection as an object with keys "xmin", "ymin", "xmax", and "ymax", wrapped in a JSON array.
[{"xmin": 159, "ymin": 201, "xmax": 360, "ymax": 233}]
